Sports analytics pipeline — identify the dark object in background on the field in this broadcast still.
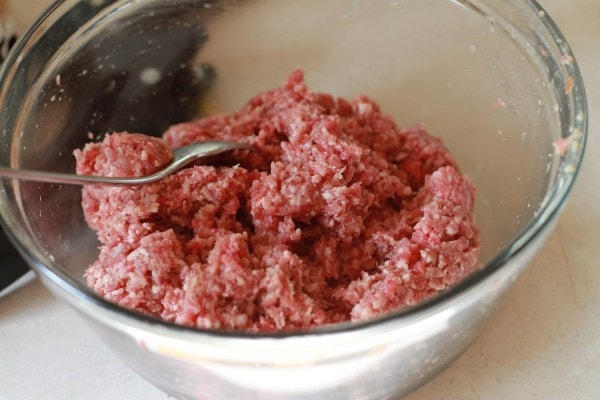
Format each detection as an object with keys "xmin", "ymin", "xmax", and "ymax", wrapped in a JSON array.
[
  {"xmin": 0, "ymin": 6, "xmax": 28, "ymax": 291},
  {"xmin": 24, "ymin": 1, "xmax": 216, "ymax": 139},
  {"xmin": 0, "ymin": 30, "xmax": 16, "ymax": 62},
  {"xmin": 0, "ymin": 227, "xmax": 29, "ymax": 292},
  {"xmin": 0, "ymin": 1, "xmax": 16, "ymax": 63}
]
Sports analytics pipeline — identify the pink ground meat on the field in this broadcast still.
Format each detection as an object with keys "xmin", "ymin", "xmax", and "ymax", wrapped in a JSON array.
[{"xmin": 75, "ymin": 69, "xmax": 480, "ymax": 332}]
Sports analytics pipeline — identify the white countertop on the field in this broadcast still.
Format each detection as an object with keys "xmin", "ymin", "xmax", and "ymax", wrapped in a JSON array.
[{"xmin": 1, "ymin": 0, "xmax": 599, "ymax": 399}]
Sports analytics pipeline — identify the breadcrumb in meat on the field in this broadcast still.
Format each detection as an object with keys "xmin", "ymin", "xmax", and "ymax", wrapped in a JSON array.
[{"xmin": 76, "ymin": 69, "xmax": 480, "ymax": 332}]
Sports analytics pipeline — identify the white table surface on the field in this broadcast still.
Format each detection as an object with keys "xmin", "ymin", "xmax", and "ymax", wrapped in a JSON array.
[{"xmin": 1, "ymin": 0, "xmax": 599, "ymax": 399}]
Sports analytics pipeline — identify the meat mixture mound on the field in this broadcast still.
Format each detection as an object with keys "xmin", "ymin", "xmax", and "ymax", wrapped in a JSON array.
[{"xmin": 75, "ymin": 70, "xmax": 480, "ymax": 332}]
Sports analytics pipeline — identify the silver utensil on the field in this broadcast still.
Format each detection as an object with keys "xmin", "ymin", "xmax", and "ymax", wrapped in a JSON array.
[{"xmin": 0, "ymin": 140, "xmax": 254, "ymax": 186}]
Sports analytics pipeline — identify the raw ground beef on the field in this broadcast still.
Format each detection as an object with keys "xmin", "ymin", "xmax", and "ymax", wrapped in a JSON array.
[{"xmin": 75, "ymin": 69, "xmax": 480, "ymax": 332}]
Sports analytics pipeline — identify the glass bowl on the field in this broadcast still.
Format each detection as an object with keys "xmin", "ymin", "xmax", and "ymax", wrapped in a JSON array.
[{"xmin": 0, "ymin": 0, "xmax": 586, "ymax": 399}]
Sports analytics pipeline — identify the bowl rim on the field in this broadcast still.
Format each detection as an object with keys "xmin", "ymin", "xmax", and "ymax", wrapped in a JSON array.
[{"xmin": 0, "ymin": 0, "xmax": 588, "ymax": 340}]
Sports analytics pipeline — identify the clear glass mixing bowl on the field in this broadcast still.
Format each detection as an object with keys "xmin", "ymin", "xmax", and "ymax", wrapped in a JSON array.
[{"xmin": 0, "ymin": 1, "xmax": 586, "ymax": 399}]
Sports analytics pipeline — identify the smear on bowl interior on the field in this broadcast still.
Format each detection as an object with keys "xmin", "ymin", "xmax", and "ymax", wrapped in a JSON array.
[{"xmin": 74, "ymin": 69, "xmax": 480, "ymax": 332}]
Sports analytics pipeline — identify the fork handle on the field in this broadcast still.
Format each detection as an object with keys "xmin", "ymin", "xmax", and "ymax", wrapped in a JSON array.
[{"xmin": 0, "ymin": 165, "xmax": 165, "ymax": 186}]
